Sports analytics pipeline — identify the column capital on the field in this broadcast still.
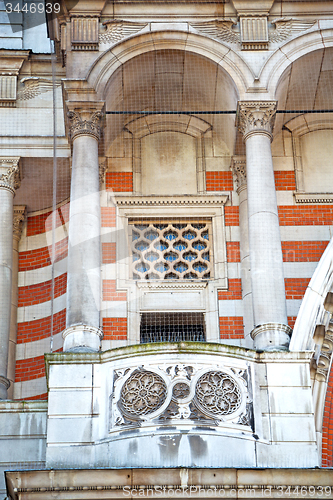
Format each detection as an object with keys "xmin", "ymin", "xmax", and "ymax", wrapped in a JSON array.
[
  {"xmin": 231, "ymin": 156, "xmax": 247, "ymax": 193},
  {"xmin": 13, "ymin": 205, "xmax": 27, "ymax": 242},
  {"xmin": 0, "ymin": 157, "xmax": 21, "ymax": 195},
  {"xmin": 236, "ymin": 101, "xmax": 277, "ymax": 141},
  {"xmin": 67, "ymin": 104, "xmax": 104, "ymax": 141}
]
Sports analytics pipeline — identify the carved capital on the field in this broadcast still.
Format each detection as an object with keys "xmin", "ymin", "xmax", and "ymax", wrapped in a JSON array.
[
  {"xmin": 67, "ymin": 109, "xmax": 103, "ymax": 141},
  {"xmin": 13, "ymin": 205, "xmax": 26, "ymax": 241},
  {"xmin": 237, "ymin": 101, "xmax": 277, "ymax": 141},
  {"xmin": 231, "ymin": 156, "xmax": 247, "ymax": 192},
  {"xmin": 0, "ymin": 157, "xmax": 21, "ymax": 194},
  {"xmin": 99, "ymin": 159, "xmax": 107, "ymax": 189}
]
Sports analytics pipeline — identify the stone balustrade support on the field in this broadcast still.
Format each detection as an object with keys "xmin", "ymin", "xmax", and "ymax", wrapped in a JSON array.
[{"xmin": 237, "ymin": 101, "xmax": 291, "ymax": 350}]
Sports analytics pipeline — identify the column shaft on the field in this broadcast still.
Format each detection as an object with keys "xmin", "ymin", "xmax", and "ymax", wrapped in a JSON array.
[
  {"xmin": 63, "ymin": 108, "xmax": 103, "ymax": 351},
  {"xmin": 237, "ymin": 102, "xmax": 291, "ymax": 350}
]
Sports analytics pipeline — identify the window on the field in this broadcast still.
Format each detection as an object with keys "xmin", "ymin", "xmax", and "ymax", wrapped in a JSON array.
[
  {"xmin": 129, "ymin": 219, "xmax": 213, "ymax": 280},
  {"xmin": 140, "ymin": 312, "xmax": 206, "ymax": 343}
]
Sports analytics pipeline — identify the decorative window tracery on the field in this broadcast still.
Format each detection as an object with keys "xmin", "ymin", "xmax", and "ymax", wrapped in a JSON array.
[{"xmin": 129, "ymin": 219, "xmax": 213, "ymax": 280}]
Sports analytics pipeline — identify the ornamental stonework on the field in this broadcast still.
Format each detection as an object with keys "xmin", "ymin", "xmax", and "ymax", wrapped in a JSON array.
[
  {"xmin": 0, "ymin": 158, "xmax": 21, "ymax": 194},
  {"xmin": 237, "ymin": 101, "xmax": 277, "ymax": 140},
  {"xmin": 13, "ymin": 206, "xmax": 26, "ymax": 241},
  {"xmin": 67, "ymin": 110, "xmax": 103, "ymax": 141},
  {"xmin": 112, "ymin": 363, "xmax": 252, "ymax": 429},
  {"xmin": 231, "ymin": 157, "xmax": 246, "ymax": 191}
]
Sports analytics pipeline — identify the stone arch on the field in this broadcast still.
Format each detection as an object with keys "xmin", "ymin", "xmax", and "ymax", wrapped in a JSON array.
[
  {"xmin": 259, "ymin": 25, "xmax": 333, "ymax": 97},
  {"xmin": 86, "ymin": 31, "xmax": 254, "ymax": 100}
]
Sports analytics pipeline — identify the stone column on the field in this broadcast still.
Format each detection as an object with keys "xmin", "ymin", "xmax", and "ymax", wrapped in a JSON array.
[
  {"xmin": 0, "ymin": 158, "xmax": 21, "ymax": 399},
  {"xmin": 231, "ymin": 157, "xmax": 254, "ymax": 346},
  {"xmin": 237, "ymin": 102, "xmax": 291, "ymax": 350},
  {"xmin": 62, "ymin": 106, "xmax": 104, "ymax": 352},
  {"xmin": 7, "ymin": 206, "xmax": 26, "ymax": 399}
]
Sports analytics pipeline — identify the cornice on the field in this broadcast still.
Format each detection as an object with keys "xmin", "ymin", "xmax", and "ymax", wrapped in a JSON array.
[
  {"xmin": 294, "ymin": 193, "xmax": 333, "ymax": 204},
  {"xmin": 115, "ymin": 195, "xmax": 229, "ymax": 206}
]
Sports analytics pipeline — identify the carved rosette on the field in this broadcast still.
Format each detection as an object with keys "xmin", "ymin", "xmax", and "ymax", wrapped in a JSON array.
[
  {"xmin": 231, "ymin": 157, "xmax": 247, "ymax": 192},
  {"xmin": 67, "ymin": 110, "xmax": 103, "ymax": 141},
  {"xmin": 0, "ymin": 158, "xmax": 21, "ymax": 195},
  {"xmin": 13, "ymin": 206, "xmax": 26, "ymax": 241},
  {"xmin": 237, "ymin": 101, "xmax": 277, "ymax": 141}
]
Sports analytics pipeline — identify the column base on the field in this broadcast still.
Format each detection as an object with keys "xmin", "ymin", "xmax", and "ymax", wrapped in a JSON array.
[
  {"xmin": 0, "ymin": 375, "xmax": 10, "ymax": 400},
  {"xmin": 251, "ymin": 323, "xmax": 292, "ymax": 351},
  {"xmin": 62, "ymin": 325, "xmax": 103, "ymax": 352}
]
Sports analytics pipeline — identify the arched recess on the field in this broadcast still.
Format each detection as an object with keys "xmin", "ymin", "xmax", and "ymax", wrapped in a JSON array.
[
  {"xmin": 86, "ymin": 31, "xmax": 253, "ymax": 100},
  {"xmin": 260, "ymin": 25, "xmax": 333, "ymax": 97}
]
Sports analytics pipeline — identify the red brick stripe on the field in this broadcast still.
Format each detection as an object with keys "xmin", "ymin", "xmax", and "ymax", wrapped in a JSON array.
[
  {"xmin": 225, "ymin": 206, "xmax": 239, "ymax": 226},
  {"xmin": 106, "ymin": 172, "xmax": 133, "ymax": 192},
  {"xmin": 287, "ymin": 316, "xmax": 297, "ymax": 329},
  {"xmin": 206, "ymin": 171, "xmax": 233, "ymax": 191},
  {"xmin": 101, "ymin": 207, "xmax": 116, "ymax": 227},
  {"xmin": 19, "ymin": 237, "xmax": 68, "ymax": 272},
  {"xmin": 102, "ymin": 280, "xmax": 127, "ymax": 301},
  {"xmin": 103, "ymin": 318, "xmax": 127, "ymax": 340},
  {"xmin": 218, "ymin": 279, "xmax": 242, "ymax": 300},
  {"xmin": 15, "ymin": 349, "xmax": 62, "ymax": 383},
  {"xmin": 17, "ymin": 309, "xmax": 66, "ymax": 344},
  {"xmin": 278, "ymin": 206, "xmax": 333, "ymax": 225},
  {"xmin": 27, "ymin": 204, "xmax": 69, "ymax": 237},
  {"xmin": 102, "ymin": 242, "xmax": 116, "ymax": 264},
  {"xmin": 21, "ymin": 393, "xmax": 48, "ymax": 400},
  {"xmin": 322, "ymin": 366, "xmax": 333, "ymax": 466},
  {"xmin": 274, "ymin": 171, "xmax": 296, "ymax": 190},
  {"xmin": 285, "ymin": 278, "xmax": 310, "ymax": 299},
  {"xmin": 219, "ymin": 317, "xmax": 244, "ymax": 339},
  {"xmin": 226, "ymin": 242, "xmax": 240, "ymax": 262},
  {"xmin": 18, "ymin": 273, "xmax": 67, "ymax": 307},
  {"xmin": 282, "ymin": 241, "xmax": 329, "ymax": 262}
]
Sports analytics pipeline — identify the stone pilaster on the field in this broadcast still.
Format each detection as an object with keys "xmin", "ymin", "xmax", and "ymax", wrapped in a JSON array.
[
  {"xmin": 237, "ymin": 102, "xmax": 291, "ymax": 350},
  {"xmin": 63, "ymin": 105, "xmax": 104, "ymax": 352},
  {"xmin": 8, "ymin": 206, "xmax": 26, "ymax": 399},
  {"xmin": 231, "ymin": 157, "xmax": 254, "ymax": 345},
  {"xmin": 0, "ymin": 158, "xmax": 21, "ymax": 398}
]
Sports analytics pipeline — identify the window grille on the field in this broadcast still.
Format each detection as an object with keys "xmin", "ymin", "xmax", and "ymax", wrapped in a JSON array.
[
  {"xmin": 129, "ymin": 219, "xmax": 213, "ymax": 280},
  {"xmin": 140, "ymin": 312, "xmax": 206, "ymax": 343}
]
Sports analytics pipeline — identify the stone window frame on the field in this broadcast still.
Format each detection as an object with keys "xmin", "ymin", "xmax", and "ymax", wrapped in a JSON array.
[
  {"xmin": 114, "ymin": 194, "xmax": 228, "ymax": 345},
  {"xmin": 285, "ymin": 114, "xmax": 333, "ymax": 204}
]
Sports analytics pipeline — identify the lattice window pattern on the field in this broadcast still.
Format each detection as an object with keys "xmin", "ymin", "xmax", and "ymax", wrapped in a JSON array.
[
  {"xmin": 130, "ymin": 219, "xmax": 213, "ymax": 280},
  {"xmin": 140, "ymin": 312, "xmax": 206, "ymax": 343}
]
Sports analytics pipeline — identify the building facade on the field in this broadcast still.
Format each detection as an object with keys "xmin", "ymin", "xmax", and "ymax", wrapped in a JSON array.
[{"xmin": 1, "ymin": 0, "xmax": 333, "ymax": 497}]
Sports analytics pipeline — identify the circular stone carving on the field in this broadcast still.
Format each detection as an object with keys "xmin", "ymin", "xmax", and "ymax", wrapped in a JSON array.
[
  {"xmin": 195, "ymin": 371, "xmax": 242, "ymax": 416},
  {"xmin": 172, "ymin": 382, "xmax": 190, "ymax": 400},
  {"xmin": 120, "ymin": 370, "xmax": 167, "ymax": 417}
]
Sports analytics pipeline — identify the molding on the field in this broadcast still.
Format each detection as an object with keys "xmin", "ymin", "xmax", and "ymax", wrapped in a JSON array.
[
  {"xmin": 137, "ymin": 281, "xmax": 208, "ymax": 290},
  {"xmin": 13, "ymin": 205, "xmax": 26, "ymax": 242},
  {"xmin": 0, "ymin": 375, "xmax": 10, "ymax": 390},
  {"xmin": 237, "ymin": 101, "xmax": 277, "ymax": 141},
  {"xmin": 115, "ymin": 195, "xmax": 229, "ymax": 206},
  {"xmin": 0, "ymin": 157, "xmax": 21, "ymax": 195},
  {"xmin": 294, "ymin": 193, "xmax": 333, "ymax": 204},
  {"xmin": 0, "ymin": 50, "xmax": 30, "ymax": 107}
]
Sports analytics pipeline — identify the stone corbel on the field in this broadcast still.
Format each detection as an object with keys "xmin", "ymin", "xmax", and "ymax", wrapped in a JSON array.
[
  {"xmin": 230, "ymin": 0, "xmax": 273, "ymax": 50},
  {"xmin": 13, "ymin": 205, "xmax": 27, "ymax": 242},
  {"xmin": 0, "ymin": 50, "xmax": 30, "ymax": 107},
  {"xmin": 0, "ymin": 157, "xmax": 22, "ymax": 195},
  {"xmin": 231, "ymin": 156, "xmax": 246, "ymax": 193}
]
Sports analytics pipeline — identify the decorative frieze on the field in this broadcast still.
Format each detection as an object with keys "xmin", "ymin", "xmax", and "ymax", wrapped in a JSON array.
[
  {"xmin": 67, "ymin": 109, "xmax": 103, "ymax": 141},
  {"xmin": 13, "ymin": 206, "xmax": 26, "ymax": 242},
  {"xmin": 231, "ymin": 156, "xmax": 247, "ymax": 192},
  {"xmin": 71, "ymin": 16, "xmax": 99, "ymax": 50},
  {"xmin": 0, "ymin": 157, "xmax": 21, "ymax": 195},
  {"xmin": 237, "ymin": 101, "xmax": 277, "ymax": 141}
]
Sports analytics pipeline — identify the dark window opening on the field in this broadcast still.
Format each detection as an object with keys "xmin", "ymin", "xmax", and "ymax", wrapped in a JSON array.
[{"xmin": 140, "ymin": 312, "xmax": 206, "ymax": 343}]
